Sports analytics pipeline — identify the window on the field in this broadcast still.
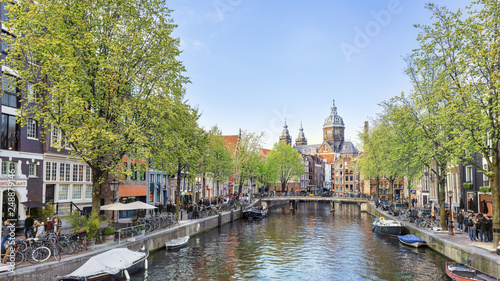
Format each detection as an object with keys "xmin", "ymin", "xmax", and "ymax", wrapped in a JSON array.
[
  {"xmin": 1, "ymin": 114, "xmax": 18, "ymax": 150},
  {"xmin": 140, "ymin": 164, "xmax": 146, "ymax": 181},
  {"xmin": 465, "ymin": 166, "xmax": 473, "ymax": 182},
  {"xmin": 50, "ymin": 126, "xmax": 61, "ymax": 147},
  {"xmin": 28, "ymin": 163, "xmax": 36, "ymax": 177},
  {"xmin": 1, "ymin": 74, "xmax": 17, "ymax": 108},
  {"xmin": 345, "ymin": 176, "xmax": 348, "ymax": 181},
  {"xmin": 131, "ymin": 162, "xmax": 137, "ymax": 180},
  {"xmin": 85, "ymin": 185, "xmax": 92, "ymax": 199},
  {"xmin": 59, "ymin": 162, "xmax": 66, "ymax": 181},
  {"xmin": 65, "ymin": 164, "xmax": 70, "ymax": 181},
  {"xmin": 483, "ymin": 164, "xmax": 489, "ymax": 182},
  {"xmin": 73, "ymin": 164, "xmax": 84, "ymax": 181},
  {"xmin": 350, "ymin": 176, "xmax": 353, "ymax": 181},
  {"xmin": 27, "ymin": 119, "xmax": 37, "ymax": 139},
  {"xmin": 72, "ymin": 184, "xmax": 82, "ymax": 200},
  {"xmin": 1, "ymin": 161, "xmax": 15, "ymax": 176},
  {"xmin": 45, "ymin": 162, "xmax": 57, "ymax": 181},
  {"xmin": 26, "ymin": 83, "xmax": 35, "ymax": 103},
  {"xmin": 85, "ymin": 166, "xmax": 91, "ymax": 182},
  {"xmin": 59, "ymin": 184, "xmax": 69, "ymax": 201}
]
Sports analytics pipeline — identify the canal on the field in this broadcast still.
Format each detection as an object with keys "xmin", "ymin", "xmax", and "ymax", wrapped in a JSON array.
[{"xmin": 132, "ymin": 201, "xmax": 450, "ymax": 280}]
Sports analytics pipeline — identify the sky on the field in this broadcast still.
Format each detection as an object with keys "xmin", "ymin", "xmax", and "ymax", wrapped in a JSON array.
[{"xmin": 166, "ymin": 0, "xmax": 471, "ymax": 149}]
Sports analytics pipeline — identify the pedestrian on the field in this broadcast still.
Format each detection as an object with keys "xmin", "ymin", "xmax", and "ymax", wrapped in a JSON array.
[
  {"xmin": 45, "ymin": 217, "xmax": 54, "ymax": 233},
  {"xmin": 464, "ymin": 215, "xmax": 469, "ymax": 233},
  {"xmin": 24, "ymin": 213, "xmax": 34, "ymax": 239},
  {"xmin": 479, "ymin": 216, "xmax": 488, "ymax": 242},
  {"xmin": 35, "ymin": 221, "xmax": 45, "ymax": 238},
  {"xmin": 469, "ymin": 216, "xmax": 477, "ymax": 241},
  {"xmin": 1, "ymin": 220, "xmax": 11, "ymax": 253},
  {"xmin": 457, "ymin": 211, "xmax": 464, "ymax": 231},
  {"xmin": 486, "ymin": 216, "xmax": 493, "ymax": 242}
]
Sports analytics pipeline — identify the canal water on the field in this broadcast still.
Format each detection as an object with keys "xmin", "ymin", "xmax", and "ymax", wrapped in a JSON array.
[{"xmin": 132, "ymin": 201, "xmax": 449, "ymax": 281}]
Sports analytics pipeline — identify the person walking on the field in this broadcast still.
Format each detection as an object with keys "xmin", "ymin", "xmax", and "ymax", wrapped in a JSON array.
[
  {"xmin": 1, "ymin": 220, "xmax": 11, "ymax": 253},
  {"xmin": 479, "ymin": 216, "xmax": 488, "ymax": 242},
  {"xmin": 469, "ymin": 216, "xmax": 477, "ymax": 241},
  {"xmin": 464, "ymin": 214, "xmax": 469, "ymax": 233},
  {"xmin": 45, "ymin": 217, "xmax": 54, "ymax": 233},
  {"xmin": 24, "ymin": 214, "xmax": 34, "ymax": 239},
  {"xmin": 35, "ymin": 221, "xmax": 45, "ymax": 238},
  {"xmin": 457, "ymin": 211, "xmax": 464, "ymax": 231}
]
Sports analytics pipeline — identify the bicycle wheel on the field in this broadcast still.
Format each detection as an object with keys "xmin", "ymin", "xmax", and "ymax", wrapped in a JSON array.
[
  {"xmin": 59, "ymin": 241, "xmax": 71, "ymax": 255},
  {"xmin": 32, "ymin": 246, "xmax": 51, "ymax": 263},
  {"xmin": 51, "ymin": 246, "xmax": 61, "ymax": 261},
  {"xmin": 14, "ymin": 250, "xmax": 24, "ymax": 265}
]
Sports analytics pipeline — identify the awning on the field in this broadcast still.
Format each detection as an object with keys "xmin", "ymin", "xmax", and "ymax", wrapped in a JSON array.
[{"xmin": 119, "ymin": 186, "xmax": 147, "ymax": 197}]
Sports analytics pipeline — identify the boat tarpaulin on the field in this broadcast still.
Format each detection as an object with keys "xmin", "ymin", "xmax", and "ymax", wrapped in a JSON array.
[
  {"xmin": 67, "ymin": 248, "xmax": 145, "ymax": 277},
  {"xmin": 397, "ymin": 234, "xmax": 425, "ymax": 244}
]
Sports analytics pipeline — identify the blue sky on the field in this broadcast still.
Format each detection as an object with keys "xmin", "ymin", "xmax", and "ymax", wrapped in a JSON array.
[{"xmin": 167, "ymin": 0, "xmax": 470, "ymax": 149}]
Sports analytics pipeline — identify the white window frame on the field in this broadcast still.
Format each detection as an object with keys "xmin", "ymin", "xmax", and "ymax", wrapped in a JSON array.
[
  {"xmin": 27, "ymin": 119, "xmax": 37, "ymax": 139},
  {"xmin": 85, "ymin": 185, "xmax": 92, "ymax": 199},
  {"xmin": 72, "ymin": 184, "xmax": 82, "ymax": 200},
  {"xmin": 28, "ymin": 163, "xmax": 36, "ymax": 177},
  {"xmin": 465, "ymin": 166, "xmax": 473, "ymax": 182},
  {"xmin": 1, "ymin": 161, "xmax": 16, "ymax": 176},
  {"xmin": 59, "ymin": 184, "xmax": 69, "ymax": 201}
]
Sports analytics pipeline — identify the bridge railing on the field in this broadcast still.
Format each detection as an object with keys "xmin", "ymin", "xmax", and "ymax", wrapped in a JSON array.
[{"xmin": 255, "ymin": 192, "xmax": 373, "ymax": 201}]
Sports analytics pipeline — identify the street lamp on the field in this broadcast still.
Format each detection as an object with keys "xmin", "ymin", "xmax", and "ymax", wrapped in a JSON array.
[
  {"xmin": 448, "ymin": 189, "xmax": 455, "ymax": 235},
  {"xmin": 109, "ymin": 179, "xmax": 120, "ymax": 223}
]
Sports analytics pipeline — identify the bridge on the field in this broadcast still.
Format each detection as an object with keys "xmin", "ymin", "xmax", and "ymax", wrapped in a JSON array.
[{"xmin": 259, "ymin": 196, "xmax": 371, "ymax": 212}]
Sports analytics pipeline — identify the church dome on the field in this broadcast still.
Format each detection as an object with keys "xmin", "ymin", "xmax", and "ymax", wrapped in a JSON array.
[{"xmin": 323, "ymin": 99, "xmax": 344, "ymax": 128}]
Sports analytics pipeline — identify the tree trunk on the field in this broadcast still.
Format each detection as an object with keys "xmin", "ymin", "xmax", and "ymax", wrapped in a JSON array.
[
  {"xmin": 438, "ymin": 174, "xmax": 447, "ymax": 230},
  {"xmin": 91, "ymin": 168, "xmax": 107, "ymax": 215},
  {"xmin": 376, "ymin": 176, "xmax": 380, "ymax": 198},
  {"xmin": 389, "ymin": 178, "xmax": 394, "ymax": 204},
  {"xmin": 407, "ymin": 177, "xmax": 412, "ymax": 209}
]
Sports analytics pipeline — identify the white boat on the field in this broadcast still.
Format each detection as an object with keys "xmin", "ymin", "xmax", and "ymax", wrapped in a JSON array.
[
  {"xmin": 165, "ymin": 236, "xmax": 190, "ymax": 250},
  {"xmin": 372, "ymin": 217, "xmax": 406, "ymax": 237},
  {"xmin": 57, "ymin": 247, "xmax": 148, "ymax": 281},
  {"xmin": 397, "ymin": 234, "xmax": 427, "ymax": 248}
]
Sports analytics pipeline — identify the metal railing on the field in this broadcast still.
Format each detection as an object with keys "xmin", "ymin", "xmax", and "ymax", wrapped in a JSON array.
[{"xmin": 117, "ymin": 224, "xmax": 146, "ymax": 245}]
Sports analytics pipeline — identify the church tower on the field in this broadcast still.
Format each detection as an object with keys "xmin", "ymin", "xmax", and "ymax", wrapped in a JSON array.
[
  {"xmin": 295, "ymin": 122, "xmax": 308, "ymax": 146},
  {"xmin": 321, "ymin": 99, "xmax": 344, "ymax": 152},
  {"xmin": 279, "ymin": 120, "xmax": 292, "ymax": 145}
]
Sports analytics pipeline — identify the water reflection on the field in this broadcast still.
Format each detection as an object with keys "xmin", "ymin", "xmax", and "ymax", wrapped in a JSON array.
[{"xmin": 132, "ymin": 201, "xmax": 449, "ymax": 281}]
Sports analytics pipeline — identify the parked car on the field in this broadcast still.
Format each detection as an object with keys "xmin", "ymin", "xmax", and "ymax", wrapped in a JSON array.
[
  {"xmin": 388, "ymin": 203, "xmax": 408, "ymax": 216},
  {"xmin": 409, "ymin": 208, "xmax": 432, "ymax": 223}
]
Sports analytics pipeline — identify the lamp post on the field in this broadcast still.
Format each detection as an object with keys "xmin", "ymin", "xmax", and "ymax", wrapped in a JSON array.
[
  {"xmin": 109, "ymin": 179, "xmax": 120, "ymax": 223},
  {"xmin": 448, "ymin": 189, "xmax": 455, "ymax": 235}
]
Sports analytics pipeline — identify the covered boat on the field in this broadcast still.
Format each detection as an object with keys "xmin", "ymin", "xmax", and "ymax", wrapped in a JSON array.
[
  {"xmin": 397, "ymin": 234, "xmax": 426, "ymax": 248},
  {"xmin": 372, "ymin": 217, "xmax": 406, "ymax": 237},
  {"xmin": 58, "ymin": 247, "xmax": 148, "ymax": 281},
  {"xmin": 243, "ymin": 207, "xmax": 268, "ymax": 219},
  {"xmin": 445, "ymin": 262, "xmax": 499, "ymax": 281},
  {"xmin": 165, "ymin": 236, "xmax": 190, "ymax": 250}
]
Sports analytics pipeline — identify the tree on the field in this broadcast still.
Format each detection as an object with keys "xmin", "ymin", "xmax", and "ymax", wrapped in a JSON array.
[
  {"xmin": 4, "ymin": 0, "xmax": 188, "ymax": 214},
  {"xmin": 265, "ymin": 142, "xmax": 304, "ymax": 192},
  {"xmin": 234, "ymin": 131, "xmax": 262, "ymax": 196},
  {"xmin": 358, "ymin": 118, "xmax": 386, "ymax": 198},
  {"xmin": 406, "ymin": 1, "xmax": 500, "ymax": 234},
  {"xmin": 149, "ymin": 100, "xmax": 207, "ymax": 219},
  {"xmin": 204, "ymin": 126, "xmax": 234, "ymax": 199}
]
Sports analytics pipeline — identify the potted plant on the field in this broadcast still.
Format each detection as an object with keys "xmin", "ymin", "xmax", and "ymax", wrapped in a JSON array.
[
  {"xmin": 101, "ymin": 226, "xmax": 115, "ymax": 243},
  {"xmin": 68, "ymin": 210, "xmax": 87, "ymax": 234},
  {"xmin": 84, "ymin": 211, "xmax": 101, "ymax": 246},
  {"xmin": 463, "ymin": 183, "xmax": 473, "ymax": 189}
]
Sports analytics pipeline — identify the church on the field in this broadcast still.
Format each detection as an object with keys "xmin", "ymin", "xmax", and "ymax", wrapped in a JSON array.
[{"xmin": 279, "ymin": 100, "xmax": 361, "ymax": 194}]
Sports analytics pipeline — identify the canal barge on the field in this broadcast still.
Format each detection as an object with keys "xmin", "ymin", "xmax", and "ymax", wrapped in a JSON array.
[
  {"xmin": 372, "ymin": 217, "xmax": 406, "ymax": 237},
  {"xmin": 57, "ymin": 247, "xmax": 149, "ymax": 281}
]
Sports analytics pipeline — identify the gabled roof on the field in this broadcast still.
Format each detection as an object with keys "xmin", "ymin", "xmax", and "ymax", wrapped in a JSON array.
[
  {"xmin": 259, "ymin": 148, "xmax": 270, "ymax": 159},
  {"xmin": 221, "ymin": 135, "xmax": 239, "ymax": 157}
]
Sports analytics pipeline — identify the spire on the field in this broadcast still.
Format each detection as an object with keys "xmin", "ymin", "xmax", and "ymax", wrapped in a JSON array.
[
  {"xmin": 279, "ymin": 119, "xmax": 292, "ymax": 145},
  {"xmin": 295, "ymin": 122, "xmax": 308, "ymax": 146},
  {"xmin": 323, "ymin": 99, "xmax": 344, "ymax": 128}
]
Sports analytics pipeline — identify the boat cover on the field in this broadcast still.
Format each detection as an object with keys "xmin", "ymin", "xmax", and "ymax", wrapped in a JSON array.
[
  {"xmin": 67, "ymin": 248, "xmax": 146, "ymax": 277},
  {"xmin": 165, "ymin": 236, "xmax": 189, "ymax": 247},
  {"xmin": 398, "ymin": 234, "xmax": 425, "ymax": 243}
]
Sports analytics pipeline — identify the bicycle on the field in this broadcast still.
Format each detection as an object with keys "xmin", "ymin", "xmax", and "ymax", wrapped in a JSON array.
[{"xmin": 1, "ymin": 241, "xmax": 24, "ymax": 266}]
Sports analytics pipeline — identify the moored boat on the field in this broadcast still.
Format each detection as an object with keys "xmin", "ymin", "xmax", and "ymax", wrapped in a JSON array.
[
  {"xmin": 57, "ymin": 247, "xmax": 149, "ymax": 281},
  {"xmin": 243, "ymin": 207, "xmax": 268, "ymax": 219},
  {"xmin": 445, "ymin": 262, "xmax": 499, "ymax": 281},
  {"xmin": 397, "ymin": 234, "xmax": 427, "ymax": 248},
  {"xmin": 165, "ymin": 236, "xmax": 190, "ymax": 250},
  {"xmin": 372, "ymin": 217, "xmax": 406, "ymax": 237}
]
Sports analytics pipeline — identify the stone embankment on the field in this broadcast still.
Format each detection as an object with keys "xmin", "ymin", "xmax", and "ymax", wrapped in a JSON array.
[
  {"xmin": 365, "ymin": 201, "xmax": 500, "ymax": 278},
  {"xmin": 0, "ymin": 209, "xmax": 242, "ymax": 281}
]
